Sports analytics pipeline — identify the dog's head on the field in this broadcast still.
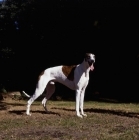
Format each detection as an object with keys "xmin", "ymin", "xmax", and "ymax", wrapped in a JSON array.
[{"xmin": 85, "ymin": 53, "xmax": 95, "ymax": 71}]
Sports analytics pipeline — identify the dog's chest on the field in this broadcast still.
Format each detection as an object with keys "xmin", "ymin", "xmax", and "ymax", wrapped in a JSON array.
[
  {"xmin": 77, "ymin": 73, "xmax": 89, "ymax": 87},
  {"xmin": 74, "ymin": 66, "xmax": 89, "ymax": 88}
]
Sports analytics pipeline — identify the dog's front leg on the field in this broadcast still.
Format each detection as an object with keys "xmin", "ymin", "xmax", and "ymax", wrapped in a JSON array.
[
  {"xmin": 76, "ymin": 89, "xmax": 83, "ymax": 118},
  {"xmin": 80, "ymin": 89, "xmax": 87, "ymax": 117}
]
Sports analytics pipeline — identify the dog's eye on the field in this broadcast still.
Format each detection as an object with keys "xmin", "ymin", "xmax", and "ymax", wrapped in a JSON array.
[{"xmin": 87, "ymin": 56, "xmax": 90, "ymax": 59}]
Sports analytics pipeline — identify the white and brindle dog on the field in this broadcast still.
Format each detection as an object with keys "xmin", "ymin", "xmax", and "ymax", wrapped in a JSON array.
[{"xmin": 23, "ymin": 53, "xmax": 95, "ymax": 118}]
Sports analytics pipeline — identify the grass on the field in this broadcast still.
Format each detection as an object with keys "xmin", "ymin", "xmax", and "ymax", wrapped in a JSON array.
[{"xmin": 0, "ymin": 98, "xmax": 139, "ymax": 140}]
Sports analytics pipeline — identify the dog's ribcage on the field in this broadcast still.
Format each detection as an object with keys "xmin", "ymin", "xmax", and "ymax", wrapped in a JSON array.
[{"xmin": 42, "ymin": 65, "xmax": 89, "ymax": 91}]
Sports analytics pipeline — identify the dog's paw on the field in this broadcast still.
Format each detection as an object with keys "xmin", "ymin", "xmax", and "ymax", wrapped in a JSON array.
[
  {"xmin": 44, "ymin": 110, "xmax": 50, "ymax": 114},
  {"xmin": 26, "ymin": 112, "xmax": 31, "ymax": 116},
  {"xmin": 77, "ymin": 114, "xmax": 83, "ymax": 118},
  {"xmin": 43, "ymin": 105, "xmax": 48, "ymax": 111},
  {"xmin": 82, "ymin": 113, "xmax": 87, "ymax": 117}
]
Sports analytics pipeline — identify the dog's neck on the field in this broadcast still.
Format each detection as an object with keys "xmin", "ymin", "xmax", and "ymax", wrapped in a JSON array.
[{"xmin": 80, "ymin": 59, "xmax": 90, "ymax": 77}]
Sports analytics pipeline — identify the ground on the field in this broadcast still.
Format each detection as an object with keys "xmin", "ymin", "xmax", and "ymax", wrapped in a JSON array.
[{"xmin": 0, "ymin": 94, "xmax": 139, "ymax": 140}]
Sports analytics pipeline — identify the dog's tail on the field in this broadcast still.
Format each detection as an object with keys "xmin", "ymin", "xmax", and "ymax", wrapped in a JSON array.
[{"xmin": 22, "ymin": 91, "xmax": 31, "ymax": 98}]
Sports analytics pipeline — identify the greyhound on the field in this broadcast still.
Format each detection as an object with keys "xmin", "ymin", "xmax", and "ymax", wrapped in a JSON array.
[{"xmin": 23, "ymin": 53, "xmax": 95, "ymax": 118}]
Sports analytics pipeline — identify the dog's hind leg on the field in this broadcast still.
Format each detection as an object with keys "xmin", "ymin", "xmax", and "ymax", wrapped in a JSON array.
[
  {"xmin": 42, "ymin": 81, "xmax": 55, "ymax": 113},
  {"xmin": 26, "ymin": 76, "xmax": 50, "ymax": 116}
]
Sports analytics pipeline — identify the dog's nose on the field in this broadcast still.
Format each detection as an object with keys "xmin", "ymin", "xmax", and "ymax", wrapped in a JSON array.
[{"xmin": 91, "ymin": 60, "xmax": 95, "ymax": 63}]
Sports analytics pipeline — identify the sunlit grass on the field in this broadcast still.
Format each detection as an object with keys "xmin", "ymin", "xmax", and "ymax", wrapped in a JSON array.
[{"xmin": 0, "ymin": 99, "xmax": 139, "ymax": 140}]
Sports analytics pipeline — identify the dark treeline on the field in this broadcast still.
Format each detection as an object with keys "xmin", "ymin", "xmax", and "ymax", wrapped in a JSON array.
[{"xmin": 0, "ymin": 0, "xmax": 139, "ymax": 102}]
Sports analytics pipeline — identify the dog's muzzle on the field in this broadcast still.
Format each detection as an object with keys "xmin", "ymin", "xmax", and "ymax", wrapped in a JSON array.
[
  {"xmin": 88, "ymin": 59, "xmax": 95, "ymax": 71},
  {"xmin": 88, "ymin": 60, "xmax": 95, "ymax": 66}
]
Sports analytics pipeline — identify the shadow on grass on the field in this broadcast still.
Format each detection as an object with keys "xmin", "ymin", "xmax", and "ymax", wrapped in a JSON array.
[
  {"xmin": 51, "ymin": 107, "xmax": 139, "ymax": 118},
  {"xmin": 0, "ymin": 102, "xmax": 40, "ymax": 109},
  {"xmin": 6, "ymin": 103, "xmax": 26, "ymax": 106},
  {"xmin": 0, "ymin": 101, "xmax": 26, "ymax": 111},
  {"xmin": 8, "ymin": 110, "xmax": 61, "ymax": 116}
]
